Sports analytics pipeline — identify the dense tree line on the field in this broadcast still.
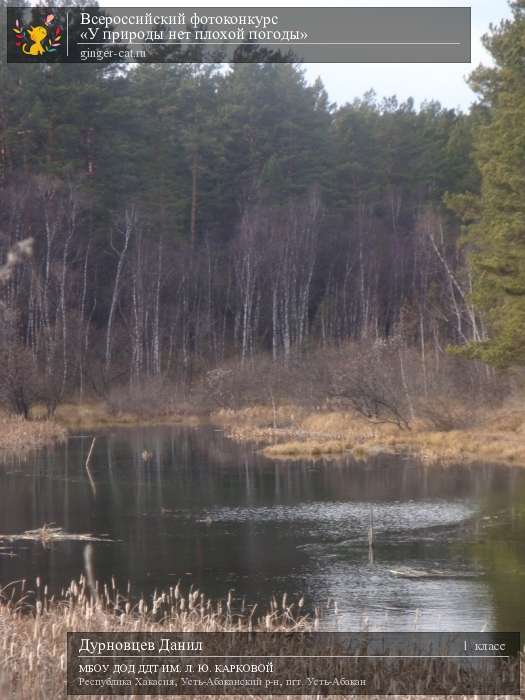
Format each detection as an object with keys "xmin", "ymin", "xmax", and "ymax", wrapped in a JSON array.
[{"xmin": 0, "ymin": 1, "xmax": 523, "ymax": 416}]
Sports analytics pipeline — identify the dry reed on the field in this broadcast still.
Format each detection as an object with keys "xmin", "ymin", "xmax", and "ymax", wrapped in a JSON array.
[
  {"xmin": 216, "ymin": 406, "xmax": 525, "ymax": 467},
  {"xmin": 50, "ymin": 402, "xmax": 202, "ymax": 429},
  {"xmin": 0, "ymin": 576, "xmax": 522, "ymax": 699},
  {"xmin": 0, "ymin": 412, "xmax": 66, "ymax": 457},
  {"xmin": 0, "ymin": 575, "xmax": 314, "ymax": 699}
]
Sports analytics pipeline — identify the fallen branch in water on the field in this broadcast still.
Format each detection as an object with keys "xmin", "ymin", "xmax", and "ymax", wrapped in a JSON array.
[{"xmin": 0, "ymin": 524, "xmax": 112, "ymax": 545}]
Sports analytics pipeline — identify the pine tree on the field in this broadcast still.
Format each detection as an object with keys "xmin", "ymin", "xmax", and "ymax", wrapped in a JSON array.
[{"xmin": 449, "ymin": 1, "xmax": 525, "ymax": 367}]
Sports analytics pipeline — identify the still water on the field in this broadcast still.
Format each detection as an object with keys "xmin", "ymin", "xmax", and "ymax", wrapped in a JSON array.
[{"xmin": 0, "ymin": 426, "xmax": 524, "ymax": 631}]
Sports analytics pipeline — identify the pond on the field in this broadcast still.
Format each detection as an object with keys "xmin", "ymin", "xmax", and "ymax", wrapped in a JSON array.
[{"xmin": 0, "ymin": 426, "xmax": 524, "ymax": 631}]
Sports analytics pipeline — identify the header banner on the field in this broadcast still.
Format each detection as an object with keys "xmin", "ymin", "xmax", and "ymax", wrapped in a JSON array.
[{"xmin": 6, "ymin": 7, "xmax": 471, "ymax": 63}]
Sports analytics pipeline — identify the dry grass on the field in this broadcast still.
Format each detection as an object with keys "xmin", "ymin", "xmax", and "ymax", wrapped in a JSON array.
[
  {"xmin": 0, "ymin": 412, "xmax": 66, "ymax": 456},
  {"xmin": 0, "ymin": 576, "xmax": 314, "ymax": 699},
  {"xmin": 0, "ymin": 576, "xmax": 522, "ymax": 699},
  {"xmin": 369, "ymin": 427, "xmax": 525, "ymax": 466},
  {"xmin": 214, "ymin": 405, "xmax": 309, "ymax": 430},
  {"xmin": 263, "ymin": 440, "xmax": 352, "ymax": 458},
  {"xmin": 44, "ymin": 402, "xmax": 203, "ymax": 429},
  {"xmin": 215, "ymin": 405, "xmax": 525, "ymax": 467}
]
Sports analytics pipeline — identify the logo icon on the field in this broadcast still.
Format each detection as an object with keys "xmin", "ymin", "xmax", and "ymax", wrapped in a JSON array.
[{"xmin": 12, "ymin": 14, "xmax": 62, "ymax": 57}]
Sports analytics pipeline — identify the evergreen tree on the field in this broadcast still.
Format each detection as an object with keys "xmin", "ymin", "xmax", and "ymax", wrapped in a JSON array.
[{"xmin": 448, "ymin": 0, "xmax": 525, "ymax": 367}]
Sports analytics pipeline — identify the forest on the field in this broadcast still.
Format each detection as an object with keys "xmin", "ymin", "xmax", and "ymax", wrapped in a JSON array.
[{"xmin": 0, "ymin": 1, "xmax": 524, "ymax": 431}]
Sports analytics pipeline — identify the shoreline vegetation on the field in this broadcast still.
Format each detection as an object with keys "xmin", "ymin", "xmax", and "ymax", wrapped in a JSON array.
[
  {"xmin": 0, "ymin": 576, "xmax": 313, "ymax": 699},
  {"xmin": 11, "ymin": 334, "xmax": 518, "ymax": 469},
  {"xmin": 49, "ymin": 402, "xmax": 204, "ymax": 430},
  {"xmin": 1, "ymin": 574, "xmax": 523, "ymax": 699},
  {"xmin": 214, "ymin": 404, "xmax": 525, "ymax": 468},
  {"xmin": 2, "ymin": 339, "xmax": 525, "ymax": 468},
  {"xmin": 3, "ymin": 338, "xmax": 524, "ymax": 469},
  {"xmin": 0, "ymin": 412, "xmax": 66, "ymax": 456},
  {"xmin": 7, "ymin": 391, "xmax": 524, "ymax": 469}
]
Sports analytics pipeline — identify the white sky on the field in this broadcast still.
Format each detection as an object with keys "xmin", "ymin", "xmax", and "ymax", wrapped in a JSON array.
[
  {"xmin": 103, "ymin": 0, "xmax": 513, "ymax": 110},
  {"xmin": 304, "ymin": 0, "xmax": 512, "ymax": 110}
]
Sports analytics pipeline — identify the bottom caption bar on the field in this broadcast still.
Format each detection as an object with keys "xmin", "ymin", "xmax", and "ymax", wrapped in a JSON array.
[{"xmin": 67, "ymin": 631, "xmax": 521, "ymax": 695}]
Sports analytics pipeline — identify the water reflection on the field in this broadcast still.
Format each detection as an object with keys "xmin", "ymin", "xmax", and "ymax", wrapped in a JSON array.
[
  {"xmin": 471, "ymin": 476, "xmax": 525, "ymax": 631},
  {"xmin": 0, "ymin": 426, "xmax": 524, "ymax": 631}
]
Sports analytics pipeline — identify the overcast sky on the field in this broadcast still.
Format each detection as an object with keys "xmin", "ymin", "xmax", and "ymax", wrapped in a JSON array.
[
  {"xmin": 304, "ymin": 0, "xmax": 512, "ymax": 110},
  {"xmin": 105, "ymin": 0, "xmax": 513, "ymax": 111}
]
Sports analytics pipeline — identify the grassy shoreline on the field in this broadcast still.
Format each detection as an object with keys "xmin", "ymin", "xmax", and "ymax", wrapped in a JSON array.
[
  {"xmin": 6, "ymin": 397, "xmax": 525, "ymax": 468},
  {"xmin": 213, "ymin": 405, "xmax": 525, "ymax": 467},
  {"xmin": 34, "ymin": 402, "xmax": 204, "ymax": 430}
]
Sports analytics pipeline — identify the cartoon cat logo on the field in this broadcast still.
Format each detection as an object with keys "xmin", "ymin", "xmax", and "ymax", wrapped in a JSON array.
[
  {"xmin": 23, "ymin": 25, "xmax": 48, "ymax": 56},
  {"xmin": 12, "ymin": 14, "xmax": 62, "ymax": 57}
]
